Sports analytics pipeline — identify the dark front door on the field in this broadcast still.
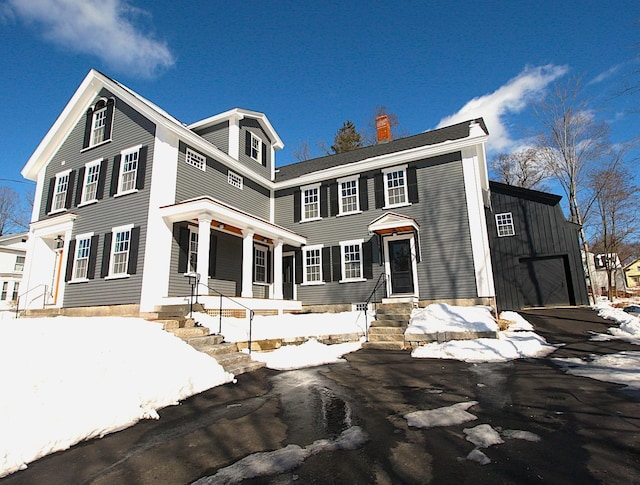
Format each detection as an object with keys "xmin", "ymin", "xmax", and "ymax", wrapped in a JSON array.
[
  {"xmin": 283, "ymin": 254, "xmax": 294, "ymax": 300},
  {"xmin": 389, "ymin": 239, "xmax": 414, "ymax": 294}
]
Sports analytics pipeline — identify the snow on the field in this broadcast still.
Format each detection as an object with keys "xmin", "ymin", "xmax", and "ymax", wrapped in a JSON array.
[
  {"xmin": 248, "ymin": 338, "xmax": 363, "ymax": 370},
  {"xmin": 406, "ymin": 303, "xmax": 498, "ymax": 335},
  {"xmin": 404, "ymin": 401, "xmax": 479, "ymax": 428},
  {"xmin": 464, "ymin": 424, "xmax": 504, "ymax": 447}
]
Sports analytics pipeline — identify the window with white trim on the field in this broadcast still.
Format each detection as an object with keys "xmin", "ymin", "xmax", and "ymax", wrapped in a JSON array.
[
  {"xmin": 250, "ymin": 132, "xmax": 261, "ymax": 162},
  {"xmin": 1, "ymin": 282, "xmax": 7, "ymax": 300},
  {"xmin": 90, "ymin": 106, "xmax": 107, "ymax": 146},
  {"xmin": 12, "ymin": 282, "xmax": 18, "ymax": 301},
  {"xmin": 81, "ymin": 160, "xmax": 101, "ymax": 204},
  {"xmin": 339, "ymin": 177, "xmax": 359, "ymax": 215},
  {"xmin": 186, "ymin": 148, "xmax": 206, "ymax": 171},
  {"xmin": 119, "ymin": 146, "xmax": 140, "ymax": 194},
  {"xmin": 341, "ymin": 240, "xmax": 363, "ymax": 281},
  {"xmin": 14, "ymin": 256, "xmax": 24, "ymax": 272},
  {"xmin": 228, "ymin": 170, "xmax": 243, "ymax": 189},
  {"xmin": 188, "ymin": 230, "xmax": 198, "ymax": 272},
  {"xmin": 254, "ymin": 245, "xmax": 267, "ymax": 283},
  {"xmin": 72, "ymin": 235, "xmax": 92, "ymax": 280},
  {"xmin": 303, "ymin": 245, "xmax": 323, "ymax": 284},
  {"xmin": 51, "ymin": 171, "xmax": 70, "ymax": 212},
  {"xmin": 495, "ymin": 212, "xmax": 515, "ymax": 237},
  {"xmin": 110, "ymin": 226, "xmax": 132, "ymax": 276},
  {"xmin": 384, "ymin": 167, "xmax": 408, "ymax": 207},
  {"xmin": 302, "ymin": 184, "xmax": 320, "ymax": 221}
]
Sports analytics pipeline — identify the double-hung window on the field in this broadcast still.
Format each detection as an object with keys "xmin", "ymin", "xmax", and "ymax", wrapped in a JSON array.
[
  {"xmin": 384, "ymin": 166, "xmax": 408, "ymax": 207},
  {"xmin": 341, "ymin": 240, "xmax": 364, "ymax": 281},
  {"xmin": 81, "ymin": 160, "xmax": 101, "ymax": 204},
  {"xmin": 339, "ymin": 177, "xmax": 359, "ymax": 215},
  {"xmin": 12, "ymin": 282, "xmax": 18, "ymax": 301},
  {"xmin": 1, "ymin": 282, "xmax": 7, "ymax": 300},
  {"xmin": 250, "ymin": 132, "xmax": 262, "ymax": 162},
  {"xmin": 72, "ymin": 235, "xmax": 92, "ymax": 281},
  {"xmin": 302, "ymin": 184, "xmax": 320, "ymax": 221},
  {"xmin": 90, "ymin": 106, "xmax": 107, "ymax": 146},
  {"xmin": 118, "ymin": 146, "xmax": 140, "ymax": 194},
  {"xmin": 51, "ymin": 171, "xmax": 70, "ymax": 212},
  {"xmin": 188, "ymin": 230, "xmax": 198, "ymax": 272},
  {"xmin": 110, "ymin": 226, "xmax": 132, "ymax": 276},
  {"xmin": 303, "ymin": 245, "xmax": 323, "ymax": 284},
  {"xmin": 495, "ymin": 212, "xmax": 515, "ymax": 237},
  {"xmin": 254, "ymin": 245, "xmax": 267, "ymax": 283},
  {"xmin": 14, "ymin": 256, "xmax": 24, "ymax": 272}
]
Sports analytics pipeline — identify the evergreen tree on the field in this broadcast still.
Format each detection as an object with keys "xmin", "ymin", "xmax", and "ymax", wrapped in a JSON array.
[{"xmin": 330, "ymin": 121, "xmax": 363, "ymax": 153}]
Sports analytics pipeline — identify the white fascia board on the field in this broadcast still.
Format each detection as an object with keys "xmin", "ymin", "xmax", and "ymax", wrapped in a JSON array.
[
  {"xmin": 274, "ymin": 133, "xmax": 489, "ymax": 190},
  {"xmin": 29, "ymin": 213, "xmax": 77, "ymax": 234}
]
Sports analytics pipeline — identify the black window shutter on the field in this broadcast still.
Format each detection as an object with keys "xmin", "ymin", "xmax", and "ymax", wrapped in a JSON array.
[
  {"xmin": 96, "ymin": 160, "xmax": 107, "ymax": 200},
  {"xmin": 359, "ymin": 176, "xmax": 369, "ymax": 211},
  {"xmin": 322, "ymin": 247, "xmax": 331, "ymax": 282},
  {"xmin": 363, "ymin": 240, "xmax": 373, "ymax": 279},
  {"xmin": 110, "ymin": 155, "xmax": 121, "ymax": 196},
  {"xmin": 208, "ymin": 234, "xmax": 217, "ymax": 278},
  {"xmin": 261, "ymin": 142, "xmax": 267, "ymax": 166},
  {"xmin": 331, "ymin": 246, "xmax": 341, "ymax": 282},
  {"xmin": 104, "ymin": 98, "xmax": 115, "ymax": 141},
  {"xmin": 329, "ymin": 182, "xmax": 338, "ymax": 216},
  {"xmin": 64, "ymin": 170, "xmax": 76, "ymax": 209},
  {"xmin": 294, "ymin": 248, "xmax": 303, "ymax": 284},
  {"xmin": 83, "ymin": 108, "xmax": 93, "ymax": 148},
  {"xmin": 45, "ymin": 177, "xmax": 55, "ymax": 213},
  {"xmin": 293, "ymin": 189, "xmax": 301, "ymax": 223},
  {"xmin": 320, "ymin": 184, "xmax": 329, "ymax": 218},
  {"xmin": 135, "ymin": 146, "xmax": 147, "ymax": 190},
  {"xmin": 374, "ymin": 172, "xmax": 385, "ymax": 208},
  {"xmin": 176, "ymin": 223, "xmax": 189, "ymax": 273},
  {"xmin": 127, "ymin": 226, "xmax": 140, "ymax": 274},
  {"xmin": 87, "ymin": 235, "xmax": 99, "ymax": 279},
  {"xmin": 75, "ymin": 167, "xmax": 85, "ymax": 206},
  {"xmin": 407, "ymin": 166, "xmax": 419, "ymax": 203},
  {"xmin": 100, "ymin": 232, "xmax": 112, "ymax": 278},
  {"xmin": 64, "ymin": 239, "xmax": 76, "ymax": 282},
  {"xmin": 245, "ymin": 131, "xmax": 251, "ymax": 157}
]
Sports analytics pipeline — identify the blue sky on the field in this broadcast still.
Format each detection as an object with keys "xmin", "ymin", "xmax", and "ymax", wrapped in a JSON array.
[{"xmin": 1, "ymin": 1, "xmax": 638, "ymax": 206}]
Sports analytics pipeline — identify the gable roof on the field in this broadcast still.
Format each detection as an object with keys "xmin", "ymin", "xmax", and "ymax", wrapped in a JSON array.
[
  {"xmin": 489, "ymin": 181, "xmax": 562, "ymax": 206},
  {"xmin": 275, "ymin": 118, "xmax": 488, "ymax": 183}
]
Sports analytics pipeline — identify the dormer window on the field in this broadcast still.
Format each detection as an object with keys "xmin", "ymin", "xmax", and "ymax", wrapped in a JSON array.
[
  {"xmin": 250, "ymin": 132, "xmax": 261, "ymax": 162},
  {"xmin": 83, "ymin": 98, "xmax": 115, "ymax": 149}
]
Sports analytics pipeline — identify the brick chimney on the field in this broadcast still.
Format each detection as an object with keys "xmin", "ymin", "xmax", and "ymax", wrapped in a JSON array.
[{"xmin": 376, "ymin": 115, "xmax": 391, "ymax": 143}]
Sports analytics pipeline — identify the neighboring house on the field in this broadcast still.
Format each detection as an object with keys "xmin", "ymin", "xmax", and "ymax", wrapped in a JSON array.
[
  {"xmin": 624, "ymin": 257, "xmax": 640, "ymax": 290},
  {"xmin": 0, "ymin": 233, "xmax": 27, "ymax": 319},
  {"xmin": 583, "ymin": 252, "xmax": 627, "ymax": 298},
  {"xmin": 20, "ymin": 69, "xmax": 550, "ymax": 317},
  {"xmin": 486, "ymin": 182, "xmax": 588, "ymax": 311}
]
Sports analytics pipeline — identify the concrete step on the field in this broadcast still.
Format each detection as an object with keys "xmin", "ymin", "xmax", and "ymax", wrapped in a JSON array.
[
  {"xmin": 156, "ymin": 318, "xmax": 197, "ymax": 330},
  {"xmin": 362, "ymin": 341, "xmax": 406, "ymax": 351},
  {"xmin": 225, "ymin": 360, "xmax": 267, "ymax": 375},
  {"xmin": 167, "ymin": 326, "xmax": 210, "ymax": 339},
  {"xmin": 200, "ymin": 342, "xmax": 239, "ymax": 357},
  {"xmin": 184, "ymin": 334, "xmax": 225, "ymax": 349},
  {"xmin": 212, "ymin": 351, "xmax": 266, "ymax": 375},
  {"xmin": 371, "ymin": 318, "xmax": 409, "ymax": 328}
]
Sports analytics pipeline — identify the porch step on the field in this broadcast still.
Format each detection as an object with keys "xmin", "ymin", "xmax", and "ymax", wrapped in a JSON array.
[
  {"xmin": 168, "ymin": 326, "xmax": 211, "ymax": 339},
  {"xmin": 363, "ymin": 340, "xmax": 406, "ymax": 351},
  {"xmin": 364, "ymin": 326, "xmax": 406, "ymax": 350},
  {"xmin": 184, "ymin": 334, "xmax": 265, "ymax": 376}
]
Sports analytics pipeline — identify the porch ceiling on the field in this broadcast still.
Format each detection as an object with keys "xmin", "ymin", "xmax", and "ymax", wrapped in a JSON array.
[{"xmin": 159, "ymin": 196, "xmax": 306, "ymax": 247}]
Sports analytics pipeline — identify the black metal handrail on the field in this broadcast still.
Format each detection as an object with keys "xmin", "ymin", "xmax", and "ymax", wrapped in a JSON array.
[
  {"xmin": 197, "ymin": 282, "xmax": 255, "ymax": 354},
  {"xmin": 14, "ymin": 284, "xmax": 50, "ymax": 318},
  {"xmin": 363, "ymin": 273, "xmax": 387, "ymax": 341}
]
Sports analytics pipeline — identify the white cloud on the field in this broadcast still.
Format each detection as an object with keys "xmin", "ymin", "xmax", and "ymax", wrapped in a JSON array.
[
  {"xmin": 3, "ymin": 0, "xmax": 174, "ymax": 77},
  {"xmin": 436, "ymin": 65, "xmax": 569, "ymax": 153},
  {"xmin": 588, "ymin": 63, "xmax": 624, "ymax": 85}
]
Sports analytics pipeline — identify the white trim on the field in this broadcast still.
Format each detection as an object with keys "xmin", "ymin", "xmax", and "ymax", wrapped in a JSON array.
[
  {"xmin": 337, "ymin": 175, "xmax": 360, "ymax": 215},
  {"xmin": 382, "ymin": 165, "xmax": 409, "ymax": 209},
  {"xmin": 69, "ymin": 232, "xmax": 94, "ymax": 283},
  {"xmin": 495, "ymin": 212, "xmax": 515, "ymax": 237},
  {"xmin": 383, "ymin": 233, "xmax": 419, "ymax": 297},
  {"xmin": 339, "ymin": 239, "xmax": 365, "ymax": 283},
  {"xmin": 108, "ymin": 224, "xmax": 134, "ymax": 278},
  {"xmin": 302, "ymin": 244, "xmax": 325, "ymax": 286},
  {"xmin": 80, "ymin": 158, "xmax": 102, "ymax": 205},
  {"xmin": 249, "ymin": 132, "xmax": 262, "ymax": 163},
  {"xmin": 301, "ymin": 183, "xmax": 321, "ymax": 222},
  {"xmin": 117, "ymin": 144, "xmax": 142, "ymax": 195}
]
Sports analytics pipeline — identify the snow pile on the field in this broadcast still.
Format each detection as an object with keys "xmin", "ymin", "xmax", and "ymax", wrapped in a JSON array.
[
  {"xmin": 406, "ymin": 303, "xmax": 498, "ymax": 336},
  {"xmin": 592, "ymin": 301, "xmax": 640, "ymax": 343},
  {"xmin": 498, "ymin": 311, "xmax": 534, "ymax": 331},
  {"xmin": 404, "ymin": 401, "xmax": 478, "ymax": 428},
  {"xmin": 0, "ymin": 316, "xmax": 234, "ymax": 478},
  {"xmin": 552, "ymin": 351, "xmax": 640, "ymax": 391},
  {"xmin": 249, "ymin": 338, "xmax": 363, "ymax": 370}
]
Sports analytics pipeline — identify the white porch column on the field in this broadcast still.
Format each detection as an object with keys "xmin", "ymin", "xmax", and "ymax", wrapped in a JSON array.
[
  {"xmin": 272, "ymin": 239, "xmax": 283, "ymax": 299},
  {"xmin": 197, "ymin": 215, "xmax": 212, "ymax": 293},
  {"xmin": 241, "ymin": 229, "xmax": 254, "ymax": 297}
]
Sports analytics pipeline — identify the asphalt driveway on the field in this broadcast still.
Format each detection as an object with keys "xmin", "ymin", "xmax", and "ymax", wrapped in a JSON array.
[{"xmin": 2, "ymin": 307, "xmax": 639, "ymax": 484}]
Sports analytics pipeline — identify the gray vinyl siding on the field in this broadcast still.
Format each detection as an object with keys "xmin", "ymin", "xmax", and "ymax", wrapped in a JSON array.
[
  {"xmin": 274, "ymin": 153, "xmax": 477, "ymax": 305},
  {"xmin": 168, "ymin": 228, "xmax": 243, "ymax": 297},
  {"xmin": 238, "ymin": 119, "xmax": 271, "ymax": 178},
  {"xmin": 41, "ymin": 90, "xmax": 156, "ymax": 307},
  {"xmin": 175, "ymin": 142, "xmax": 271, "ymax": 220},
  {"xmin": 193, "ymin": 121, "xmax": 229, "ymax": 154}
]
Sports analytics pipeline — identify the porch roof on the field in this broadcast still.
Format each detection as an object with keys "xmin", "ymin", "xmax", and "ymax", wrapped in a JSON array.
[
  {"xmin": 368, "ymin": 212, "xmax": 420, "ymax": 235},
  {"xmin": 159, "ymin": 196, "xmax": 306, "ymax": 247}
]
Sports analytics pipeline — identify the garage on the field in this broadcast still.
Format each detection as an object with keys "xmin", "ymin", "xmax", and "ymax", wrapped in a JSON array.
[{"xmin": 519, "ymin": 256, "xmax": 573, "ymax": 307}]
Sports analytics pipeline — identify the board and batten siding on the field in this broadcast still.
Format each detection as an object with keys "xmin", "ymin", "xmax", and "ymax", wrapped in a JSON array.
[
  {"xmin": 175, "ymin": 142, "xmax": 271, "ymax": 221},
  {"xmin": 192, "ymin": 121, "xmax": 229, "ymax": 154},
  {"xmin": 39, "ymin": 90, "xmax": 156, "ymax": 307},
  {"xmin": 273, "ymin": 153, "xmax": 478, "ymax": 305}
]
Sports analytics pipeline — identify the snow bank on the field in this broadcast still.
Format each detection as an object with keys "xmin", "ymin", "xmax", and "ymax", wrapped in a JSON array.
[{"xmin": 406, "ymin": 303, "xmax": 498, "ymax": 336}]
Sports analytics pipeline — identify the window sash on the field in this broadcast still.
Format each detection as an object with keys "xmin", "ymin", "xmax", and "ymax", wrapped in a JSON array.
[
  {"xmin": 111, "ymin": 230, "xmax": 131, "ymax": 275},
  {"xmin": 303, "ymin": 187, "xmax": 319, "ymax": 220},
  {"xmin": 120, "ymin": 150, "xmax": 139, "ymax": 193},
  {"xmin": 82, "ymin": 163, "xmax": 101, "ymax": 203},
  {"xmin": 254, "ymin": 246, "xmax": 267, "ymax": 283},
  {"xmin": 14, "ymin": 256, "xmax": 25, "ymax": 272},
  {"xmin": 250, "ymin": 133, "xmax": 261, "ymax": 161},
  {"xmin": 73, "ymin": 237, "xmax": 91, "ymax": 280},
  {"xmin": 304, "ymin": 248, "xmax": 321, "ymax": 283},
  {"xmin": 52, "ymin": 174, "xmax": 69, "ymax": 212},
  {"xmin": 1, "ymin": 282, "xmax": 7, "ymax": 300},
  {"xmin": 385, "ymin": 169, "xmax": 407, "ymax": 206},
  {"xmin": 496, "ymin": 213, "xmax": 515, "ymax": 237},
  {"xmin": 342, "ymin": 243, "xmax": 362, "ymax": 279},
  {"xmin": 188, "ymin": 231, "xmax": 198, "ymax": 272},
  {"xmin": 340, "ymin": 179, "xmax": 359, "ymax": 214},
  {"xmin": 91, "ymin": 108, "xmax": 107, "ymax": 146},
  {"xmin": 12, "ymin": 282, "xmax": 19, "ymax": 301}
]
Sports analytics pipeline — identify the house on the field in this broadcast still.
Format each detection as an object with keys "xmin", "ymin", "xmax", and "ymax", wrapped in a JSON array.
[
  {"xmin": 19, "ymin": 69, "xmax": 499, "ymax": 317},
  {"xmin": 624, "ymin": 257, "xmax": 640, "ymax": 291},
  {"xmin": 0, "ymin": 232, "xmax": 27, "ymax": 319},
  {"xmin": 486, "ymin": 182, "xmax": 589, "ymax": 311},
  {"xmin": 583, "ymin": 252, "xmax": 627, "ymax": 298}
]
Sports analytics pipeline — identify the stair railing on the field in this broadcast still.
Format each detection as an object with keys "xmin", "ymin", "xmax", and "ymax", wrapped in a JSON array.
[
  {"xmin": 14, "ymin": 284, "xmax": 49, "ymax": 318},
  {"xmin": 197, "ymin": 282, "xmax": 256, "ymax": 354},
  {"xmin": 363, "ymin": 273, "xmax": 388, "ymax": 342}
]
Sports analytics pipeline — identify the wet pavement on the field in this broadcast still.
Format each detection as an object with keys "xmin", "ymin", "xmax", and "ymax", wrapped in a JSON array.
[{"xmin": 2, "ymin": 307, "xmax": 640, "ymax": 484}]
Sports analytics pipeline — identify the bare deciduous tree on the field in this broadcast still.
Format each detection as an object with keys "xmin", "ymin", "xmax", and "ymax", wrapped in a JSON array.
[
  {"xmin": 292, "ymin": 141, "xmax": 313, "ymax": 162},
  {"xmin": 490, "ymin": 147, "xmax": 549, "ymax": 190},
  {"xmin": 0, "ymin": 186, "xmax": 29, "ymax": 236}
]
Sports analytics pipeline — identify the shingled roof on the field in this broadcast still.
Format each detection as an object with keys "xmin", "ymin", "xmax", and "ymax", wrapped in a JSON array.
[{"xmin": 275, "ymin": 118, "xmax": 487, "ymax": 182}]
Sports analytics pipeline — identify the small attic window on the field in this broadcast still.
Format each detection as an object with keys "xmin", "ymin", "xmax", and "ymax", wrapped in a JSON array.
[
  {"xmin": 83, "ymin": 98, "xmax": 115, "ymax": 149},
  {"xmin": 250, "ymin": 132, "xmax": 261, "ymax": 162}
]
